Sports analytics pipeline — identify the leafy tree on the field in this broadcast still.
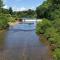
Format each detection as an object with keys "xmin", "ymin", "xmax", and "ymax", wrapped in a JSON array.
[
  {"xmin": 8, "ymin": 7, "xmax": 13, "ymax": 15},
  {"xmin": 36, "ymin": 0, "xmax": 60, "ymax": 60},
  {"xmin": 0, "ymin": 0, "xmax": 9, "ymax": 29},
  {"xmin": 36, "ymin": 18, "xmax": 52, "ymax": 35},
  {"xmin": 36, "ymin": 1, "xmax": 51, "ymax": 19},
  {"xmin": 1, "ymin": 9, "xmax": 9, "ymax": 14},
  {"xmin": 53, "ymin": 48, "xmax": 60, "ymax": 60},
  {"xmin": 36, "ymin": 0, "xmax": 60, "ymax": 20},
  {"xmin": 0, "ymin": 14, "xmax": 9, "ymax": 29},
  {"xmin": 0, "ymin": 0, "xmax": 3, "ymax": 13},
  {"xmin": 0, "ymin": 0, "xmax": 3, "ymax": 8},
  {"xmin": 13, "ymin": 9, "xmax": 36, "ymax": 18}
]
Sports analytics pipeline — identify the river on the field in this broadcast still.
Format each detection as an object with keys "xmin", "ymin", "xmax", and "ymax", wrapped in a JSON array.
[{"xmin": 0, "ymin": 22, "xmax": 52, "ymax": 60}]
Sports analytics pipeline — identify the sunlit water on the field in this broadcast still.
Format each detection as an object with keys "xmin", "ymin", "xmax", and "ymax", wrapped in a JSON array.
[
  {"xmin": 10, "ymin": 23, "xmax": 36, "ymax": 31},
  {"xmin": 0, "ymin": 22, "xmax": 52, "ymax": 60}
]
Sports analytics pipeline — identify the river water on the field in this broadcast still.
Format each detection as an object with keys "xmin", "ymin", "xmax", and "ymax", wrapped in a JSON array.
[{"xmin": 0, "ymin": 22, "xmax": 52, "ymax": 60}]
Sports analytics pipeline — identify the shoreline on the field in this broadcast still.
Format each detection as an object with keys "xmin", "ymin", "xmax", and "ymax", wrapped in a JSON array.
[{"xmin": 39, "ymin": 34, "xmax": 53, "ymax": 60}]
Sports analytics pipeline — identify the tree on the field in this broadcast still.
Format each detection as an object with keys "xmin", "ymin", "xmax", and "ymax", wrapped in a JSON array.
[
  {"xmin": 47, "ymin": 0, "xmax": 60, "ymax": 4},
  {"xmin": 1, "ymin": 9, "xmax": 9, "ymax": 14},
  {"xmin": 36, "ymin": 18, "xmax": 52, "ymax": 35},
  {"xmin": 0, "ymin": 0, "xmax": 3, "ymax": 13},
  {"xmin": 0, "ymin": 0, "xmax": 3, "ymax": 8},
  {"xmin": 0, "ymin": 14, "xmax": 9, "ymax": 29},
  {"xmin": 36, "ymin": 0, "xmax": 60, "ymax": 60},
  {"xmin": 8, "ymin": 7, "xmax": 13, "ymax": 15},
  {"xmin": 36, "ymin": 1, "xmax": 51, "ymax": 19},
  {"xmin": 36, "ymin": 0, "xmax": 60, "ymax": 20}
]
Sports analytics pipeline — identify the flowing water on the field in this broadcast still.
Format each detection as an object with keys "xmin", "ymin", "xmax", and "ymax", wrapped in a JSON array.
[{"xmin": 0, "ymin": 22, "xmax": 52, "ymax": 60}]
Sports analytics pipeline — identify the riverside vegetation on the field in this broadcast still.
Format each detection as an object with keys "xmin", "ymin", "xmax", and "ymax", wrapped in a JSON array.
[
  {"xmin": 0, "ymin": 0, "xmax": 15, "ymax": 30},
  {"xmin": 36, "ymin": 0, "xmax": 60, "ymax": 60},
  {"xmin": 0, "ymin": 0, "xmax": 36, "ymax": 30},
  {"xmin": 0, "ymin": 0, "xmax": 60, "ymax": 60}
]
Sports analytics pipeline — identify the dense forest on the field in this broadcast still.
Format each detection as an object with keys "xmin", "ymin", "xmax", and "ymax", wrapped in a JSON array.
[{"xmin": 36, "ymin": 0, "xmax": 60, "ymax": 60}]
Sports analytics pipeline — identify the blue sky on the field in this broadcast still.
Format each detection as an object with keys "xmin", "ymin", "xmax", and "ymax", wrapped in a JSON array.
[{"xmin": 4, "ymin": 0, "xmax": 44, "ymax": 11}]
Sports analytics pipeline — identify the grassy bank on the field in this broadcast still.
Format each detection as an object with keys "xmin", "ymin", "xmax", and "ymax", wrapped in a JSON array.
[{"xmin": 36, "ymin": 18, "xmax": 60, "ymax": 60}]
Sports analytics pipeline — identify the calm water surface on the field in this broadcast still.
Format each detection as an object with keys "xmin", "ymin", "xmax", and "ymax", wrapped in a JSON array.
[{"xmin": 0, "ymin": 22, "xmax": 52, "ymax": 60}]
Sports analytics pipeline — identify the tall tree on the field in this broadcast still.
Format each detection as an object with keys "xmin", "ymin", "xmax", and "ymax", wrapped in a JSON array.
[
  {"xmin": 8, "ymin": 7, "xmax": 13, "ymax": 15},
  {"xmin": 36, "ymin": 0, "xmax": 60, "ymax": 19},
  {"xmin": 0, "ymin": 0, "xmax": 3, "ymax": 8},
  {"xmin": 0, "ymin": 0, "xmax": 3, "ymax": 13}
]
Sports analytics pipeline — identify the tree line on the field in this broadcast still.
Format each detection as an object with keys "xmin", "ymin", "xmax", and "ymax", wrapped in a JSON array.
[
  {"xmin": 36, "ymin": 0, "xmax": 60, "ymax": 60},
  {"xmin": 0, "ymin": 0, "xmax": 60, "ymax": 59},
  {"xmin": 1, "ymin": 7, "xmax": 36, "ymax": 18},
  {"xmin": 0, "ymin": 0, "xmax": 36, "ymax": 29}
]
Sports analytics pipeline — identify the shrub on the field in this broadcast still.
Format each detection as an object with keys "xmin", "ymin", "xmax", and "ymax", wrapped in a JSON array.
[
  {"xmin": 36, "ymin": 18, "xmax": 52, "ymax": 35},
  {"xmin": 44, "ymin": 27, "xmax": 58, "ymax": 38},
  {"xmin": 4, "ymin": 14, "xmax": 15, "ymax": 22},
  {"xmin": 53, "ymin": 18, "xmax": 60, "ymax": 33},
  {"xmin": 53, "ymin": 48, "xmax": 60, "ymax": 60},
  {"xmin": 0, "ymin": 14, "xmax": 8, "ymax": 29},
  {"xmin": 36, "ymin": 18, "xmax": 60, "ymax": 60}
]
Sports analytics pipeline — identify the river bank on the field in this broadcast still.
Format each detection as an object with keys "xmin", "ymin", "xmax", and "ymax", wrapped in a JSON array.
[
  {"xmin": 8, "ymin": 21, "xmax": 21, "ymax": 26},
  {"xmin": 0, "ymin": 30, "xmax": 6, "ymax": 49},
  {"xmin": 39, "ymin": 34, "xmax": 54, "ymax": 60}
]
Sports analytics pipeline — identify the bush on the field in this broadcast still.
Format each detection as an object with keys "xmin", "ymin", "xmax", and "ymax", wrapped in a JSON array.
[
  {"xmin": 0, "ymin": 14, "xmax": 8, "ymax": 29},
  {"xmin": 36, "ymin": 18, "xmax": 60, "ymax": 60},
  {"xmin": 53, "ymin": 18, "xmax": 60, "ymax": 33},
  {"xmin": 36, "ymin": 0, "xmax": 60, "ymax": 60},
  {"xmin": 53, "ymin": 48, "xmax": 60, "ymax": 60},
  {"xmin": 4, "ymin": 14, "xmax": 15, "ymax": 22},
  {"xmin": 44, "ymin": 27, "xmax": 57, "ymax": 38},
  {"xmin": 36, "ymin": 18, "xmax": 52, "ymax": 35}
]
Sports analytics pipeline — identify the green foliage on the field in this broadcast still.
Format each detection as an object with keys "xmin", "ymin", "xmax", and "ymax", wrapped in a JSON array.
[
  {"xmin": 36, "ymin": 18, "xmax": 60, "ymax": 60},
  {"xmin": 1, "ymin": 9, "xmax": 9, "ymax": 14},
  {"xmin": 0, "ymin": 14, "xmax": 9, "ymax": 29},
  {"xmin": 36, "ymin": 0, "xmax": 60, "ymax": 20},
  {"xmin": 0, "ymin": 0, "xmax": 3, "ymax": 13},
  {"xmin": 36, "ymin": 1, "xmax": 52, "ymax": 19},
  {"xmin": 36, "ymin": 18, "xmax": 52, "ymax": 35},
  {"xmin": 13, "ymin": 9, "xmax": 36, "ymax": 18},
  {"xmin": 36, "ymin": 0, "xmax": 60, "ymax": 59},
  {"xmin": 4, "ymin": 14, "xmax": 15, "ymax": 22},
  {"xmin": 53, "ymin": 19, "xmax": 60, "ymax": 33},
  {"xmin": 0, "ymin": 0, "xmax": 3, "ymax": 8},
  {"xmin": 45, "ymin": 28, "xmax": 60, "ymax": 44},
  {"xmin": 8, "ymin": 7, "xmax": 13, "ymax": 15},
  {"xmin": 53, "ymin": 48, "xmax": 60, "ymax": 60}
]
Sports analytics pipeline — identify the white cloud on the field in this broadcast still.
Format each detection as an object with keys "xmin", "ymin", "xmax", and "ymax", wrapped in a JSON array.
[
  {"xmin": 3, "ymin": 5, "xmax": 8, "ymax": 9},
  {"xmin": 13, "ymin": 7, "xmax": 27, "ymax": 11},
  {"xmin": 20, "ymin": 7, "xmax": 27, "ymax": 11}
]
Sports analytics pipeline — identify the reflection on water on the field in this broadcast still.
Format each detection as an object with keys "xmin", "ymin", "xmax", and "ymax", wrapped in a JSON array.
[
  {"xmin": 0, "ymin": 23, "xmax": 52, "ymax": 60},
  {"xmin": 10, "ymin": 22, "xmax": 36, "ymax": 31}
]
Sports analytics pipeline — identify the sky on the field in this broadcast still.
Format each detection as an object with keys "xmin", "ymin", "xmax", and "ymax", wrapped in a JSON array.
[{"xmin": 3, "ymin": 0, "xmax": 44, "ymax": 11}]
